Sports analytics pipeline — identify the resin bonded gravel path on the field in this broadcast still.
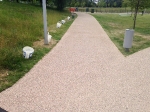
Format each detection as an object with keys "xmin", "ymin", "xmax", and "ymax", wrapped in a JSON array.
[{"xmin": 0, "ymin": 12, "xmax": 150, "ymax": 112}]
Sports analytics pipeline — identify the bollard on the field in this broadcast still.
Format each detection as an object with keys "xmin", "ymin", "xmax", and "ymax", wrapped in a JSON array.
[
  {"xmin": 23, "ymin": 46, "xmax": 34, "ymax": 59},
  {"xmin": 123, "ymin": 29, "xmax": 134, "ymax": 51},
  {"xmin": 91, "ymin": 9, "xmax": 94, "ymax": 13}
]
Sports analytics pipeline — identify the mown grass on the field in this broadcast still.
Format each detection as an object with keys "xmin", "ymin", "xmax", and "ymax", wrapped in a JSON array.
[
  {"xmin": 92, "ymin": 13, "xmax": 150, "ymax": 56},
  {"xmin": 0, "ymin": 1, "xmax": 75, "ymax": 92},
  {"xmin": 78, "ymin": 7, "xmax": 150, "ymax": 13}
]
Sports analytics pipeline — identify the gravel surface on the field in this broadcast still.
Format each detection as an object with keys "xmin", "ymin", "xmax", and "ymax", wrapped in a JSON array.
[{"xmin": 0, "ymin": 12, "xmax": 150, "ymax": 112}]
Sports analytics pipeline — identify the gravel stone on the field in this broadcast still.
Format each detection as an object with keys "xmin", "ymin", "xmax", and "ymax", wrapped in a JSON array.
[{"xmin": 0, "ymin": 12, "xmax": 150, "ymax": 112}]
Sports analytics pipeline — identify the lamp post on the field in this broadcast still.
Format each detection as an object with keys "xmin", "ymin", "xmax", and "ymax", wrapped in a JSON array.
[{"xmin": 42, "ymin": 0, "xmax": 48, "ymax": 44}]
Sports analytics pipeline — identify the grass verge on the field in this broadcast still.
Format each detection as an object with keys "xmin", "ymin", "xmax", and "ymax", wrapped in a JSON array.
[
  {"xmin": 0, "ymin": 1, "xmax": 75, "ymax": 92},
  {"xmin": 92, "ymin": 13, "xmax": 150, "ymax": 56}
]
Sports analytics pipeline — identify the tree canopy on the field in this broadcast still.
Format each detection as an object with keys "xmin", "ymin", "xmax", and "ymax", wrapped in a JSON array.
[
  {"xmin": 54, "ymin": 0, "xmax": 67, "ymax": 11},
  {"xmin": 128, "ymin": 0, "xmax": 150, "ymax": 29}
]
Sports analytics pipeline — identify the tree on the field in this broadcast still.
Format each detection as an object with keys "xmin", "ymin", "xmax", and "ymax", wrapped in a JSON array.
[
  {"xmin": 129, "ymin": 0, "xmax": 150, "ymax": 29},
  {"xmin": 67, "ymin": 0, "xmax": 100, "ymax": 7},
  {"xmin": 98, "ymin": 0, "xmax": 105, "ymax": 11},
  {"xmin": 81, "ymin": 2, "xmax": 86, "ymax": 7},
  {"xmin": 116, "ymin": 0, "xmax": 123, "ymax": 7},
  {"xmin": 70, "ymin": 0, "xmax": 76, "ymax": 7},
  {"xmin": 54, "ymin": 0, "xmax": 67, "ymax": 11},
  {"xmin": 75, "ymin": 2, "xmax": 80, "ymax": 7},
  {"xmin": 123, "ymin": 0, "xmax": 130, "ymax": 11}
]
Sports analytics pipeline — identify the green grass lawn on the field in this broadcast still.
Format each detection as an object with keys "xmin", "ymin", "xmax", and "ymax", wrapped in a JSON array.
[
  {"xmin": 78, "ymin": 7, "xmax": 150, "ymax": 13},
  {"xmin": 92, "ymin": 13, "xmax": 150, "ymax": 56},
  {"xmin": 0, "ymin": 1, "xmax": 75, "ymax": 92}
]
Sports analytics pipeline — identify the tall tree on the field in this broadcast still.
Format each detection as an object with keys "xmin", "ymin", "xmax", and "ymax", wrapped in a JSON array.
[
  {"xmin": 98, "ymin": 0, "xmax": 106, "ymax": 11},
  {"xmin": 115, "ymin": 0, "xmax": 122, "ymax": 7},
  {"xmin": 123, "ymin": 0, "xmax": 130, "ymax": 11},
  {"xmin": 129, "ymin": 0, "xmax": 150, "ymax": 29},
  {"xmin": 70, "ymin": 0, "xmax": 76, "ymax": 7},
  {"xmin": 54, "ymin": 0, "xmax": 67, "ymax": 11}
]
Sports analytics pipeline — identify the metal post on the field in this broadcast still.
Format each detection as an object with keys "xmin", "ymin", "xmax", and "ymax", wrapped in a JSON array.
[{"xmin": 42, "ymin": 0, "xmax": 48, "ymax": 44}]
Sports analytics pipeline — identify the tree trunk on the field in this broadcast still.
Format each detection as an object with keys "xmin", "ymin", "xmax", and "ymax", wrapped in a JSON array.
[
  {"xmin": 40, "ymin": 0, "xmax": 42, "ymax": 6},
  {"xmin": 131, "ymin": 7, "xmax": 133, "ymax": 16},
  {"xmin": 133, "ymin": 0, "xmax": 140, "ymax": 29}
]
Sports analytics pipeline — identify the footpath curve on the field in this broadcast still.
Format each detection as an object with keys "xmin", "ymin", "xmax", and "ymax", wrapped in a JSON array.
[{"xmin": 0, "ymin": 12, "xmax": 150, "ymax": 112}]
